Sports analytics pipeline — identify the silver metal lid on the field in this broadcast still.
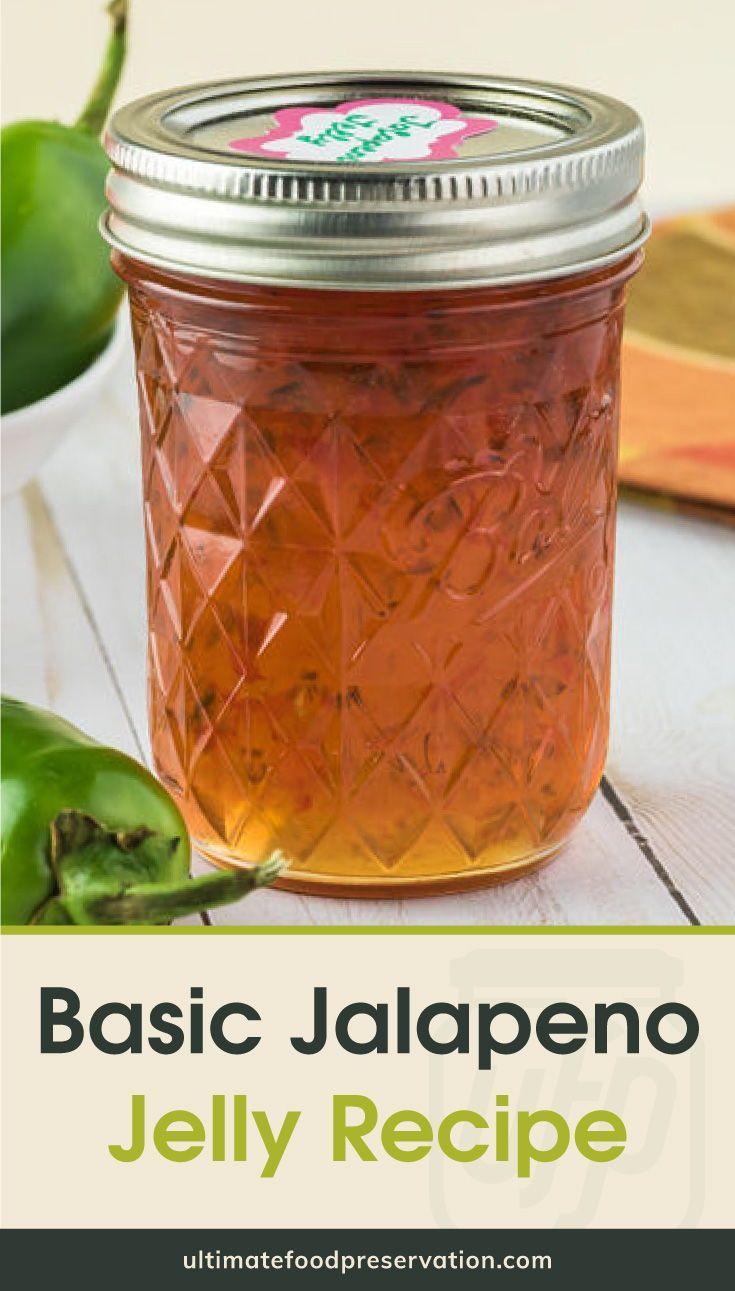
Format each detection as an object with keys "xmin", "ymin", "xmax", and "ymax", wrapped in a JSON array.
[{"xmin": 102, "ymin": 71, "xmax": 648, "ymax": 290}]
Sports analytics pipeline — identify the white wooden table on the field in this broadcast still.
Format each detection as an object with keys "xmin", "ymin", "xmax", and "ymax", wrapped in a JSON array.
[{"xmin": 3, "ymin": 330, "xmax": 734, "ymax": 926}]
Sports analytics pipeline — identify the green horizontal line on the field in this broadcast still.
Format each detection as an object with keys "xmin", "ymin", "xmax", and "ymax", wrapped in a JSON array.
[{"xmin": 2, "ymin": 925, "xmax": 733, "ymax": 936}]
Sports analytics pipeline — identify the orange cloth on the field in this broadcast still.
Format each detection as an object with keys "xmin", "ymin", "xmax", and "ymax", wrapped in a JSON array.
[{"xmin": 620, "ymin": 207, "xmax": 735, "ymax": 519}]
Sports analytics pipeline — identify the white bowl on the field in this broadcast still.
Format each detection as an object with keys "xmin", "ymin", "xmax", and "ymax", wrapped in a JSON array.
[{"xmin": 1, "ymin": 319, "xmax": 128, "ymax": 496}]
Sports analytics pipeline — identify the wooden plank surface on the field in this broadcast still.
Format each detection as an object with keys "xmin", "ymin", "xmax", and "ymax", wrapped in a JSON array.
[
  {"xmin": 2, "ymin": 329, "xmax": 732, "ymax": 925},
  {"xmin": 609, "ymin": 504, "xmax": 735, "ymax": 924},
  {"xmin": 1, "ymin": 484, "xmax": 139, "ymax": 757}
]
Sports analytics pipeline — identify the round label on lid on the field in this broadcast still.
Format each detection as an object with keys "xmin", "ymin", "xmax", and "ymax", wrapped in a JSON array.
[{"xmin": 228, "ymin": 98, "xmax": 497, "ymax": 164}]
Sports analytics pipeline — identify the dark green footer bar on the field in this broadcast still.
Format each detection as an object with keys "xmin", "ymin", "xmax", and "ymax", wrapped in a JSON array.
[{"xmin": 1, "ymin": 1229, "xmax": 732, "ymax": 1288}]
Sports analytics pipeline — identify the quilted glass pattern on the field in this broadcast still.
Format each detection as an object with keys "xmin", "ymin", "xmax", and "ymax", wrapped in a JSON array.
[{"xmin": 124, "ymin": 265, "xmax": 632, "ymax": 891}]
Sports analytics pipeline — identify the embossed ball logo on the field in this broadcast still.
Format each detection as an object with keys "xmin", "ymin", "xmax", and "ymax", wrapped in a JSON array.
[{"xmin": 229, "ymin": 98, "xmax": 497, "ymax": 164}]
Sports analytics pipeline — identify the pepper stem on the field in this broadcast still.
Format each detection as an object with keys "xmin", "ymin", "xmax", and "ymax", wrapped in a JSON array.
[
  {"xmin": 88, "ymin": 855, "xmax": 286, "ymax": 924},
  {"xmin": 75, "ymin": 0, "xmax": 128, "ymax": 137},
  {"xmin": 34, "ymin": 810, "xmax": 285, "ymax": 926}
]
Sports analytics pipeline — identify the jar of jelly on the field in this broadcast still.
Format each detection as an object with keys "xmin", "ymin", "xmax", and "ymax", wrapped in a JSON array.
[{"xmin": 103, "ymin": 73, "xmax": 648, "ymax": 895}]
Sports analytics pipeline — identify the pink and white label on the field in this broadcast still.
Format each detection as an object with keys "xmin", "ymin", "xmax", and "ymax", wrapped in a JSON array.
[{"xmin": 229, "ymin": 98, "xmax": 497, "ymax": 164}]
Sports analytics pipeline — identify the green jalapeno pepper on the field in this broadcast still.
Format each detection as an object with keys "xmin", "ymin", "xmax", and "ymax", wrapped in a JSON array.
[
  {"xmin": 1, "ymin": 696, "xmax": 283, "ymax": 925},
  {"xmin": 1, "ymin": 1, "xmax": 127, "ymax": 413}
]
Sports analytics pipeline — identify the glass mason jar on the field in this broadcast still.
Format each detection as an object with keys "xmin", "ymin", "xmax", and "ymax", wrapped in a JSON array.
[{"xmin": 103, "ymin": 73, "xmax": 647, "ymax": 895}]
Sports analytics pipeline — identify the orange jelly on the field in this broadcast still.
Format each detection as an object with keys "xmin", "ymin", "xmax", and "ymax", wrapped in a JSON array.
[{"xmin": 105, "ymin": 72, "xmax": 647, "ymax": 892}]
